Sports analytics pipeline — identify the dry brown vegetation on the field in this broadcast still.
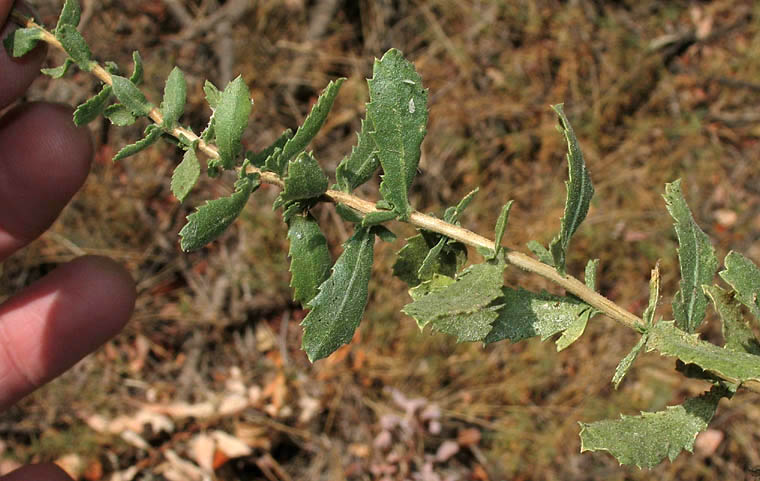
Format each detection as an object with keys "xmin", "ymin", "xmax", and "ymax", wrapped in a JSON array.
[{"xmin": 2, "ymin": 0, "xmax": 760, "ymax": 479}]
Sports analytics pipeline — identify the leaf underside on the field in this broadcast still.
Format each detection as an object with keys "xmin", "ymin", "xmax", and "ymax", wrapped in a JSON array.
[
  {"xmin": 719, "ymin": 250, "xmax": 760, "ymax": 321},
  {"xmin": 160, "ymin": 66, "xmax": 187, "ymax": 129},
  {"xmin": 703, "ymin": 285, "xmax": 760, "ymax": 356},
  {"xmin": 336, "ymin": 118, "xmax": 380, "ymax": 192},
  {"xmin": 171, "ymin": 148, "xmax": 201, "ymax": 203},
  {"xmin": 215, "ymin": 76, "xmax": 252, "ymax": 169},
  {"xmin": 287, "ymin": 213, "xmax": 332, "ymax": 306}
]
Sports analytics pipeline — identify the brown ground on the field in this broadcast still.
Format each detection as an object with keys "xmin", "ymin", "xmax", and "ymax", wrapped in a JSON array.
[{"xmin": 2, "ymin": 0, "xmax": 760, "ymax": 480}]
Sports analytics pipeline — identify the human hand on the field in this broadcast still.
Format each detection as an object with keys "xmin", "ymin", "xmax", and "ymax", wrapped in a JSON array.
[{"xmin": 0, "ymin": 1, "xmax": 136, "ymax": 479}]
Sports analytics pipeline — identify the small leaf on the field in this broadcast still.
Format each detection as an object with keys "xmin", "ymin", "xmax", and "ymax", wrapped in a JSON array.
[
  {"xmin": 203, "ymin": 80, "xmax": 221, "ymax": 109},
  {"xmin": 579, "ymin": 386, "xmax": 728, "ymax": 468},
  {"xmin": 335, "ymin": 203, "xmax": 364, "ymax": 223},
  {"xmin": 179, "ymin": 175, "xmax": 259, "ymax": 251},
  {"xmin": 646, "ymin": 320, "xmax": 760, "ymax": 384},
  {"xmin": 409, "ymin": 274, "xmax": 456, "ymax": 302},
  {"xmin": 492, "ymin": 200, "xmax": 514, "ymax": 258},
  {"xmin": 393, "ymin": 232, "xmax": 467, "ymax": 287},
  {"xmin": 73, "ymin": 85, "xmax": 112, "ymax": 126},
  {"xmin": 403, "ymin": 258, "xmax": 505, "ymax": 342},
  {"xmin": 444, "ymin": 188, "xmax": 479, "ymax": 224},
  {"xmin": 277, "ymin": 152, "xmax": 329, "ymax": 205},
  {"xmin": 4, "ymin": 27, "xmax": 44, "ymax": 58},
  {"xmin": 664, "ymin": 180, "xmax": 718, "ymax": 333},
  {"xmin": 287, "ymin": 213, "xmax": 332, "ymax": 305},
  {"xmin": 55, "ymin": 0, "xmax": 81, "ymax": 31},
  {"xmin": 56, "ymin": 24, "xmax": 94, "ymax": 71},
  {"xmin": 112, "ymin": 125, "xmax": 162, "ymax": 161},
  {"xmin": 611, "ymin": 334, "xmax": 648, "ymax": 389},
  {"xmin": 41, "ymin": 58, "xmax": 75, "ymax": 78},
  {"xmin": 527, "ymin": 240, "xmax": 554, "ymax": 266},
  {"xmin": 111, "ymin": 75, "xmax": 153, "ymax": 117},
  {"xmin": 129, "ymin": 51, "xmax": 144, "ymax": 85},
  {"xmin": 417, "ymin": 237, "xmax": 448, "ymax": 281},
  {"xmin": 555, "ymin": 308, "xmax": 594, "ymax": 351},
  {"xmin": 104, "ymin": 104, "xmax": 137, "ymax": 126},
  {"xmin": 215, "ymin": 76, "xmax": 252, "ymax": 169},
  {"xmin": 368, "ymin": 49, "xmax": 428, "ymax": 220},
  {"xmin": 336, "ymin": 118, "xmax": 380, "ymax": 192},
  {"xmin": 643, "ymin": 262, "xmax": 661, "ymax": 326},
  {"xmin": 279, "ymin": 79, "xmax": 345, "ymax": 167},
  {"xmin": 719, "ymin": 251, "xmax": 760, "ymax": 320},
  {"xmin": 703, "ymin": 285, "xmax": 760, "ymax": 355},
  {"xmin": 361, "ymin": 209, "xmax": 397, "ymax": 227},
  {"xmin": 301, "ymin": 226, "xmax": 375, "ymax": 361},
  {"xmin": 160, "ymin": 67, "xmax": 187, "ymax": 128},
  {"xmin": 248, "ymin": 129, "xmax": 292, "ymax": 168},
  {"xmin": 547, "ymin": 104, "xmax": 594, "ymax": 274},
  {"xmin": 171, "ymin": 148, "xmax": 201, "ymax": 202}
]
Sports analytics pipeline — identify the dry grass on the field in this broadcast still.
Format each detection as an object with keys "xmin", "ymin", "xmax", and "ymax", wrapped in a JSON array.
[{"xmin": 2, "ymin": 0, "xmax": 760, "ymax": 479}]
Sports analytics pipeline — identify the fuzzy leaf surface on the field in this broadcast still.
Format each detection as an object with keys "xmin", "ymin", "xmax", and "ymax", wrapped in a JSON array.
[
  {"xmin": 555, "ymin": 308, "xmax": 594, "ymax": 351},
  {"xmin": 704, "ymin": 285, "xmax": 760, "ymax": 355},
  {"xmin": 287, "ymin": 213, "xmax": 332, "ymax": 305},
  {"xmin": 129, "ymin": 51, "xmax": 143, "ymax": 85},
  {"xmin": 278, "ymin": 152, "xmax": 329, "ymax": 205},
  {"xmin": 444, "ymin": 188, "xmax": 479, "ymax": 224},
  {"xmin": 646, "ymin": 320, "xmax": 760, "ymax": 383},
  {"xmin": 336, "ymin": 118, "xmax": 380, "ymax": 192},
  {"xmin": 111, "ymin": 75, "xmax": 153, "ymax": 117},
  {"xmin": 643, "ymin": 263, "xmax": 661, "ymax": 326},
  {"xmin": 73, "ymin": 85, "xmax": 112, "ymax": 126},
  {"xmin": 393, "ymin": 232, "xmax": 466, "ymax": 287},
  {"xmin": 368, "ymin": 49, "xmax": 428, "ymax": 220},
  {"xmin": 719, "ymin": 251, "xmax": 760, "ymax": 321},
  {"xmin": 41, "ymin": 58, "xmax": 75, "ymax": 78},
  {"xmin": 664, "ymin": 180, "xmax": 718, "ymax": 333},
  {"xmin": 4, "ymin": 27, "xmax": 44, "ymax": 57},
  {"xmin": 171, "ymin": 148, "xmax": 201, "ymax": 203},
  {"xmin": 160, "ymin": 67, "xmax": 186, "ymax": 128},
  {"xmin": 56, "ymin": 24, "xmax": 94, "ymax": 71},
  {"xmin": 104, "ymin": 104, "xmax": 136, "ymax": 126},
  {"xmin": 611, "ymin": 335, "xmax": 648, "ymax": 389},
  {"xmin": 301, "ymin": 227, "xmax": 375, "ymax": 362},
  {"xmin": 179, "ymin": 175, "xmax": 259, "ymax": 251},
  {"xmin": 547, "ymin": 104, "xmax": 594, "ymax": 273},
  {"xmin": 579, "ymin": 386, "xmax": 727, "ymax": 468},
  {"xmin": 215, "ymin": 76, "xmax": 252, "ymax": 169},
  {"xmin": 56, "ymin": 0, "xmax": 81, "ymax": 31},
  {"xmin": 403, "ymin": 258, "xmax": 505, "ymax": 342},
  {"xmin": 248, "ymin": 129, "xmax": 292, "ymax": 168},
  {"xmin": 112, "ymin": 125, "xmax": 161, "ymax": 161},
  {"xmin": 492, "ymin": 200, "xmax": 513, "ymax": 258}
]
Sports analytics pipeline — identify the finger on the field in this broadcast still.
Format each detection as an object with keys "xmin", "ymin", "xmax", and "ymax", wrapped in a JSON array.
[
  {"xmin": 0, "ymin": 256, "xmax": 135, "ymax": 410},
  {"xmin": 0, "ymin": 0, "xmax": 48, "ymax": 110},
  {"xmin": 0, "ymin": 463, "xmax": 74, "ymax": 481},
  {"xmin": 0, "ymin": 102, "xmax": 92, "ymax": 260}
]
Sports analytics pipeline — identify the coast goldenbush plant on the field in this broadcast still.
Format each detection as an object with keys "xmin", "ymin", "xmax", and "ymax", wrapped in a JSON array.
[{"xmin": 6, "ymin": 0, "xmax": 760, "ymax": 469}]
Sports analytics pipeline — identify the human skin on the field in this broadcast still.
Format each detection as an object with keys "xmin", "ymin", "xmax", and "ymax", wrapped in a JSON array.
[{"xmin": 0, "ymin": 1, "xmax": 136, "ymax": 479}]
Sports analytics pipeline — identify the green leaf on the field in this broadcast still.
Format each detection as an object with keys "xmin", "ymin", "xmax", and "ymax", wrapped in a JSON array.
[
  {"xmin": 579, "ymin": 386, "xmax": 728, "ymax": 468},
  {"xmin": 409, "ymin": 274, "xmax": 456, "ymax": 302},
  {"xmin": 393, "ymin": 232, "xmax": 467, "ymax": 287},
  {"xmin": 56, "ymin": 0, "xmax": 81, "ymax": 31},
  {"xmin": 171, "ymin": 148, "xmax": 201, "ymax": 202},
  {"xmin": 248, "ymin": 129, "xmax": 292, "ymax": 168},
  {"xmin": 335, "ymin": 203, "xmax": 364, "ymax": 224},
  {"xmin": 719, "ymin": 251, "xmax": 760, "ymax": 320},
  {"xmin": 664, "ymin": 180, "xmax": 718, "ymax": 333},
  {"xmin": 361, "ymin": 210, "xmax": 398, "ymax": 227},
  {"xmin": 179, "ymin": 175, "xmax": 259, "ymax": 251},
  {"xmin": 215, "ymin": 76, "xmax": 252, "ymax": 169},
  {"xmin": 444, "ymin": 188, "xmax": 479, "ymax": 224},
  {"xmin": 203, "ymin": 80, "xmax": 221, "ymax": 109},
  {"xmin": 555, "ymin": 308, "xmax": 594, "ymax": 351},
  {"xmin": 111, "ymin": 75, "xmax": 153, "ymax": 117},
  {"xmin": 301, "ymin": 226, "xmax": 375, "ymax": 362},
  {"xmin": 41, "ymin": 58, "xmax": 75, "ymax": 78},
  {"xmin": 527, "ymin": 240, "xmax": 554, "ymax": 266},
  {"xmin": 104, "ymin": 104, "xmax": 136, "ymax": 126},
  {"xmin": 368, "ymin": 49, "xmax": 428, "ymax": 221},
  {"xmin": 584, "ymin": 259, "xmax": 599, "ymax": 291},
  {"xmin": 547, "ymin": 104, "xmax": 594, "ymax": 274},
  {"xmin": 277, "ymin": 152, "xmax": 329, "ymax": 205},
  {"xmin": 646, "ymin": 320, "xmax": 760, "ymax": 384},
  {"xmin": 484, "ymin": 288, "xmax": 591, "ymax": 345},
  {"xmin": 611, "ymin": 334, "xmax": 648, "ymax": 389},
  {"xmin": 160, "ymin": 67, "xmax": 187, "ymax": 129},
  {"xmin": 286, "ymin": 213, "xmax": 332, "ymax": 305},
  {"xmin": 4, "ymin": 27, "xmax": 44, "ymax": 58},
  {"xmin": 112, "ymin": 125, "xmax": 162, "ymax": 161},
  {"xmin": 73, "ymin": 85, "xmax": 113, "ymax": 126},
  {"xmin": 129, "ymin": 51, "xmax": 144, "ymax": 85},
  {"xmin": 335, "ymin": 118, "xmax": 380, "ymax": 192},
  {"xmin": 703, "ymin": 285, "xmax": 760, "ymax": 355},
  {"xmin": 492, "ymin": 200, "xmax": 514, "ymax": 258},
  {"xmin": 643, "ymin": 262, "xmax": 661, "ymax": 326},
  {"xmin": 279, "ymin": 79, "xmax": 345, "ymax": 169},
  {"xmin": 56, "ymin": 24, "xmax": 94, "ymax": 71},
  {"xmin": 403, "ymin": 258, "xmax": 505, "ymax": 342}
]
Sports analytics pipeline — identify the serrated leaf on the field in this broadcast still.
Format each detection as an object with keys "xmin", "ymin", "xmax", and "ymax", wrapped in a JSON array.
[
  {"xmin": 279, "ymin": 79, "xmax": 345, "ymax": 169},
  {"xmin": 703, "ymin": 285, "xmax": 760, "ymax": 355},
  {"xmin": 368, "ymin": 49, "xmax": 428, "ymax": 221},
  {"xmin": 111, "ymin": 75, "xmax": 153, "ymax": 117},
  {"xmin": 248, "ymin": 129, "xmax": 292, "ymax": 168},
  {"xmin": 444, "ymin": 188, "xmax": 479, "ymax": 224},
  {"xmin": 484, "ymin": 288, "xmax": 591, "ymax": 344},
  {"xmin": 719, "ymin": 251, "xmax": 760, "ymax": 321},
  {"xmin": 643, "ymin": 262, "xmax": 661, "ymax": 326},
  {"xmin": 179, "ymin": 175, "xmax": 259, "ymax": 251},
  {"xmin": 160, "ymin": 67, "xmax": 187, "ymax": 128},
  {"xmin": 112, "ymin": 125, "xmax": 162, "ymax": 161},
  {"xmin": 611, "ymin": 334, "xmax": 648, "ymax": 389},
  {"xmin": 215, "ymin": 76, "xmax": 252, "ymax": 169},
  {"xmin": 579, "ymin": 386, "xmax": 728, "ymax": 468},
  {"xmin": 547, "ymin": 104, "xmax": 594, "ymax": 274},
  {"xmin": 4, "ymin": 27, "xmax": 44, "ymax": 58},
  {"xmin": 171, "ymin": 148, "xmax": 201, "ymax": 202},
  {"xmin": 393, "ymin": 232, "xmax": 467, "ymax": 287},
  {"xmin": 492, "ymin": 200, "xmax": 513, "ymax": 258},
  {"xmin": 55, "ymin": 0, "xmax": 81, "ymax": 31},
  {"xmin": 73, "ymin": 85, "xmax": 112, "ymax": 126},
  {"xmin": 527, "ymin": 240, "xmax": 554, "ymax": 266},
  {"xmin": 56, "ymin": 24, "xmax": 94, "ymax": 71},
  {"xmin": 409, "ymin": 274, "xmax": 455, "ymax": 302},
  {"xmin": 403, "ymin": 258, "xmax": 505, "ymax": 342},
  {"xmin": 277, "ymin": 152, "xmax": 328, "ymax": 206},
  {"xmin": 646, "ymin": 320, "xmax": 760, "ymax": 383},
  {"xmin": 664, "ymin": 180, "xmax": 718, "ymax": 333},
  {"xmin": 104, "ymin": 104, "xmax": 136, "ymax": 126},
  {"xmin": 301, "ymin": 227, "xmax": 375, "ymax": 362},
  {"xmin": 286, "ymin": 213, "xmax": 332, "ymax": 305},
  {"xmin": 41, "ymin": 58, "xmax": 75, "ymax": 78},
  {"xmin": 555, "ymin": 308, "xmax": 593, "ymax": 351},
  {"xmin": 336, "ymin": 118, "xmax": 380, "ymax": 192},
  {"xmin": 129, "ymin": 51, "xmax": 144, "ymax": 85}
]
